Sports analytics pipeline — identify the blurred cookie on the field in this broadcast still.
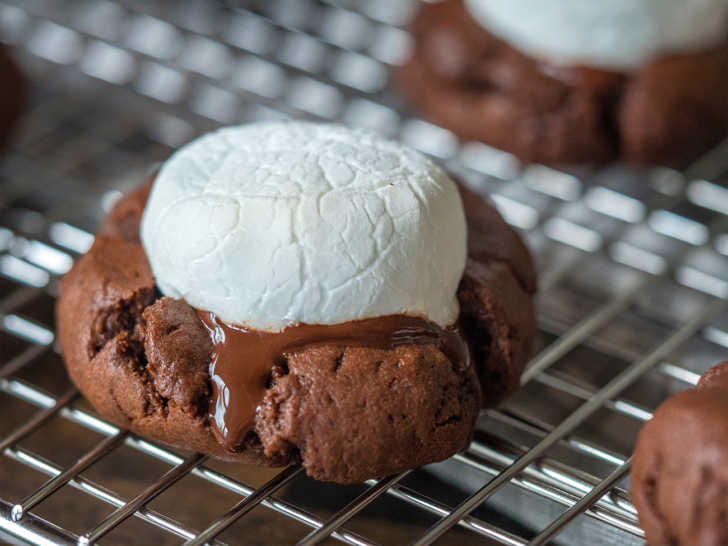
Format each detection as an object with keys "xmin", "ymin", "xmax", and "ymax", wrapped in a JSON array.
[
  {"xmin": 632, "ymin": 361, "xmax": 728, "ymax": 545},
  {"xmin": 0, "ymin": 44, "xmax": 24, "ymax": 146},
  {"xmin": 399, "ymin": 0, "xmax": 728, "ymax": 167}
]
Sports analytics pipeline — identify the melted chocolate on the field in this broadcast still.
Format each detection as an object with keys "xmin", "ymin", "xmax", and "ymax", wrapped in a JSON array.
[{"xmin": 197, "ymin": 311, "xmax": 471, "ymax": 451}]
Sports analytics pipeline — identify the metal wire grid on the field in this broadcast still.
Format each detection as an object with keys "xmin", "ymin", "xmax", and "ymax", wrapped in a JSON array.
[{"xmin": 1, "ymin": 0, "xmax": 728, "ymax": 544}]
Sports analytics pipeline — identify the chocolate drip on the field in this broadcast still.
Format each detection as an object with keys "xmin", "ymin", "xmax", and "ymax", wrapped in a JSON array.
[{"xmin": 197, "ymin": 311, "xmax": 471, "ymax": 451}]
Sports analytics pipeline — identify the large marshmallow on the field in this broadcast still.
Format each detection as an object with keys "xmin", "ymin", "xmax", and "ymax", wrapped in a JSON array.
[
  {"xmin": 465, "ymin": 0, "xmax": 728, "ymax": 71},
  {"xmin": 140, "ymin": 122, "xmax": 467, "ymax": 331}
]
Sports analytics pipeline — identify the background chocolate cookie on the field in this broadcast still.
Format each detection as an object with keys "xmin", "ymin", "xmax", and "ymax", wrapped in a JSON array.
[
  {"xmin": 632, "ymin": 361, "xmax": 728, "ymax": 546},
  {"xmin": 0, "ymin": 44, "xmax": 24, "ymax": 146},
  {"xmin": 398, "ymin": 0, "xmax": 728, "ymax": 167},
  {"xmin": 57, "ymin": 179, "xmax": 536, "ymax": 483}
]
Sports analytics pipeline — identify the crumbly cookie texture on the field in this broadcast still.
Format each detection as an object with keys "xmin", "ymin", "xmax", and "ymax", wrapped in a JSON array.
[
  {"xmin": 632, "ymin": 361, "xmax": 728, "ymax": 546},
  {"xmin": 141, "ymin": 121, "xmax": 467, "ymax": 331},
  {"xmin": 57, "ymin": 178, "xmax": 536, "ymax": 483}
]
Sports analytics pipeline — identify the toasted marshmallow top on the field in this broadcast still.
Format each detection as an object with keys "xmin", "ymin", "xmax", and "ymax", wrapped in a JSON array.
[
  {"xmin": 140, "ymin": 122, "xmax": 467, "ymax": 332},
  {"xmin": 465, "ymin": 0, "xmax": 728, "ymax": 71}
]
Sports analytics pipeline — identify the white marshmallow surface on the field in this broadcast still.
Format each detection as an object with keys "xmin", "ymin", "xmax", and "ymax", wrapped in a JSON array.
[
  {"xmin": 465, "ymin": 0, "xmax": 728, "ymax": 71},
  {"xmin": 140, "ymin": 122, "xmax": 467, "ymax": 331}
]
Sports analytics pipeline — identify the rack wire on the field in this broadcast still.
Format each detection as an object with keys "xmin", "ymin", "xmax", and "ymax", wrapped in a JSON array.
[{"xmin": 1, "ymin": 0, "xmax": 728, "ymax": 544}]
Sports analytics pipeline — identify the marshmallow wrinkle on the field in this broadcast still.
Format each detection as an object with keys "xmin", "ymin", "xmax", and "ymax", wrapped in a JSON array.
[{"xmin": 140, "ymin": 121, "xmax": 468, "ymax": 331}]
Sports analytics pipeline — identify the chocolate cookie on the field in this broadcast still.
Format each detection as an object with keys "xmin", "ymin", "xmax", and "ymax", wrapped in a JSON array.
[
  {"xmin": 631, "ymin": 361, "xmax": 728, "ymax": 545},
  {"xmin": 57, "ymin": 178, "xmax": 536, "ymax": 483},
  {"xmin": 0, "ymin": 44, "xmax": 24, "ymax": 146},
  {"xmin": 398, "ymin": 0, "xmax": 728, "ymax": 167}
]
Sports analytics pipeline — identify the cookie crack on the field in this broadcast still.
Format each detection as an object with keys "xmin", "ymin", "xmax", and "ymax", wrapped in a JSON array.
[
  {"xmin": 643, "ymin": 456, "xmax": 679, "ymax": 546},
  {"xmin": 435, "ymin": 414, "xmax": 461, "ymax": 428},
  {"xmin": 88, "ymin": 285, "xmax": 178, "ymax": 419},
  {"xmin": 88, "ymin": 286, "xmax": 156, "ymax": 359}
]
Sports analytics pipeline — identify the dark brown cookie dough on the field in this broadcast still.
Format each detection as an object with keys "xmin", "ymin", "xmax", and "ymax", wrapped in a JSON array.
[
  {"xmin": 398, "ymin": 0, "xmax": 728, "ymax": 167},
  {"xmin": 631, "ymin": 361, "xmax": 728, "ymax": 546},
  {"xmin": 57, "ymin": 178, "xmax": 537, "ymax": 483},
  {"xmin": 0, "ymin": 44, "xmax": 24, "ymax": 146}
]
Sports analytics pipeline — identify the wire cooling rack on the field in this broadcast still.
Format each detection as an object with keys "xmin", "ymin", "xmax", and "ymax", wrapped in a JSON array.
[{"xmin": 2, "ymin": 0, "xmax": 728, "ymax": 544}]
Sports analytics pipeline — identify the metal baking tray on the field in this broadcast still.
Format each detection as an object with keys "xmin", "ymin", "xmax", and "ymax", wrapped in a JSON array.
[{"xmin": 1, "ymin": 0, "xmax": 728, "ymax": 544}]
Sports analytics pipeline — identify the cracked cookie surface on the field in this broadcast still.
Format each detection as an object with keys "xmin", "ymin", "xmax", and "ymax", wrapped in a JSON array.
[{"xmin": 57, "ymin": 177, "xmax": 536, "ymax": 483}]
